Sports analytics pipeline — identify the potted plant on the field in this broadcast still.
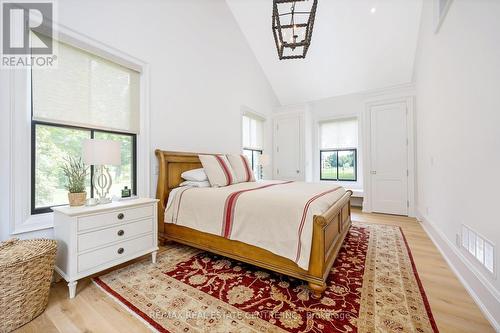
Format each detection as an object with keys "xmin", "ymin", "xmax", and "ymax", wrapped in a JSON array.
[{"xmin": 62, "ymin": 156, "xmax": 88, "ymax": 206}]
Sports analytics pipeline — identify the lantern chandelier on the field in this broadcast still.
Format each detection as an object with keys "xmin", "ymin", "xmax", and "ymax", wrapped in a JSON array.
[{"xmin": 272, "ymin": 0, "xmax": 318, "ymax": 60}]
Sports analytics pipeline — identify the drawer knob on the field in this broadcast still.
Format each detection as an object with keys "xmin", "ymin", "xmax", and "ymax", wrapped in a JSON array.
[
  {"xmin": 117, "ymin": 247, "xmax": 124, "ymax": 254},
  {"xmin": 117, "ymin": 213, "xmax": 124, "ymax": 220},
  {"xmin": 117, "ymin": 230, "xmax": 124, "ymax": 236}
]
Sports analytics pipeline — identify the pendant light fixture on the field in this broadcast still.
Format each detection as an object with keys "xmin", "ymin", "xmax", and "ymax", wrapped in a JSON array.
[{"xmin": 272, "ymin": 0, "xmax": 318, "ymax": 60}]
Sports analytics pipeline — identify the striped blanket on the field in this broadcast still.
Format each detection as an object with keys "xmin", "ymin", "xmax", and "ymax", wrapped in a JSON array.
[{"xmin": 165, "ymin": 180, "xmax": 345, "ymax": 270}]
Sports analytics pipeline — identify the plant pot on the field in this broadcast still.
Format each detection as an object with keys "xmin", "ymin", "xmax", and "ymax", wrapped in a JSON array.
[{"xmin": 68, "ymin": 192, "xmax": 86, "ymax": 206}]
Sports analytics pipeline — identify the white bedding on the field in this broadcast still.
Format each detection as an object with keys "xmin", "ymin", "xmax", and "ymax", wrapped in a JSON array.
[{"xmin": 165, "ymin": 180, "xmax": 346, "ymax": 270}]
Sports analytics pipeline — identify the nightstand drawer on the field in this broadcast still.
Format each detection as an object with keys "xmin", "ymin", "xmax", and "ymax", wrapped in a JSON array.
[
  {"xmin": 78, "ymin": 218, "xmax": 153, "ymax": 252},
  {"xmin": 78, "ymin": 233, "xmax": 153, "ymax": 273},
  {"xmin": 78, "ymin": 205, "xmax": 154, "ymax": 232}
]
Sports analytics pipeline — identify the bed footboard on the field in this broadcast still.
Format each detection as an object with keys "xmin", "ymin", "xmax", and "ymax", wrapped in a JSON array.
[{"xmin": 307, "ymin": 190, "xmax": 353, "ymax": 298}]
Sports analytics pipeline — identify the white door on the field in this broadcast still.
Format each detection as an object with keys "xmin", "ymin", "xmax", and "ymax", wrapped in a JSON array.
[
  {"xmin": 274, "ymin": 115, "xmax": 302, "ymax": 180},
  {"xmin": 370, "ymin": 102, "xmax": 408, "ymax": 215}
]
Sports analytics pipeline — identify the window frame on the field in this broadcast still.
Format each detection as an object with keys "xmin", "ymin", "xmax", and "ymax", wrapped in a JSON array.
[
  {"xmin": 31, "ymin": 120, "xmax": 137, "ymax": 215},
  {"xmin": 319, "ymin": 148, "xmax": 357, "ymax": 182}
]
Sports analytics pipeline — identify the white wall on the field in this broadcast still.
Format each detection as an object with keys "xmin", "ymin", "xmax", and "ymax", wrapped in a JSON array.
[
  {"xmin": 0, "ymin": 73, "xmax": 10, "ymax": 241},
  {"xmin": 0, "ymin": 0, "xmax": 278, "ymax": 240},
  {"xmin": 414, "ymin": 0, "xmax": 500, "ymax": 327}
]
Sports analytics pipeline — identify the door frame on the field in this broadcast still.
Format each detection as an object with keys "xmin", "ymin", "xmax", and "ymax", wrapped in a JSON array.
[{"xmin": 362, "ymin": 96, "xmax": 416, "ymax": 217}]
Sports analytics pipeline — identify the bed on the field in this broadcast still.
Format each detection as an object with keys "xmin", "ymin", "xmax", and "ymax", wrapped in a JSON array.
[{"xmin": 155, "ymin": 150, "xmax": 352, "ymax": 298}]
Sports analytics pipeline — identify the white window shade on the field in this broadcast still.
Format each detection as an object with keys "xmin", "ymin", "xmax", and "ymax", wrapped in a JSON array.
[
  {"xmin": 32, "ymin": 39, "xmax": 140, "ymax": 133},
  {"xmin": 242, "ymin": 114, "xmax": 264, "ymax": 150},
  {"xmin": 320, "ymin": 118, "xmax": 358, "ymax": 149}
]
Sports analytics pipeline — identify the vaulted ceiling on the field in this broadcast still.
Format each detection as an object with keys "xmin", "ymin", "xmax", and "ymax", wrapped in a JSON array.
[{"xmin": 226, "ymin": 0, "xmax": 423, "ymax": 105}]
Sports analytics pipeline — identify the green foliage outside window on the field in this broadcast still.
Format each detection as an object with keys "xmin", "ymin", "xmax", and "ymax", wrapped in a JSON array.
[{"xmin": 320, "ymin": 149, "xmax": 356, "ymax": 181}]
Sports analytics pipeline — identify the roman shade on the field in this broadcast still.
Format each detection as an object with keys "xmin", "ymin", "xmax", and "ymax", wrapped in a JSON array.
[
  {"xmin": 32, "ymin": 39, "xmax": 140, "ymax": 133},
  {"xmin": 242, "ymin": 113, "xmax": 264, "ymax": 150},
  {"xmin": 320, "ymin": 118, "xmax": 358, "ymax": 149}
]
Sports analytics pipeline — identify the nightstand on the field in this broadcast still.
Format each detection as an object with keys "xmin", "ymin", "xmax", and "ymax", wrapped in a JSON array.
[{"xmin": 52, "ymin": 198, "xmax": 158, "ymax": 298}]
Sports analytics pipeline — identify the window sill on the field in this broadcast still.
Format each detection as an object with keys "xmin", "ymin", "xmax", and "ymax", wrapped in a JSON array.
[
  {"xmin": 349, "ymin": 189, "xmax": 364, "ymax": 198},
  {"xmin": 11, "ymin": 212, "xmax": 54, "ymax": 235},
  {"xmin": 318, "ymin": 180, "xmax": 363, "ymax": 197}
]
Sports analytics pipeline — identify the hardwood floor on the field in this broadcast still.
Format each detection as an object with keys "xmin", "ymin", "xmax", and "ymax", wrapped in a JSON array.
[
  {"xmin": 352, "ymin": 210, "xmax": 494, "ymax": 333},
  {"xmin": 15, "ymin": 209, "xmax": 494, "ymax": 333}
]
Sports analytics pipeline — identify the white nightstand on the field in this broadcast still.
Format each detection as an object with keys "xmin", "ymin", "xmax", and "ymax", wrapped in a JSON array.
[{"xmin": 52, "ymin": 198, "xmax": 159, "ymax": 298}]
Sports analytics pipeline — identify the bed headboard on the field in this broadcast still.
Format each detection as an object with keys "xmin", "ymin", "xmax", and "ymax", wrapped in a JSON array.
[{"xmin": 155, "ymin": 150, "xmax": 203, "ymax": 242}]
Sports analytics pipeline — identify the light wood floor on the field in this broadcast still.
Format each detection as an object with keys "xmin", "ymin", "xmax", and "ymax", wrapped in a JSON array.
[{"xmin": 16, "ymin": 209, "xmax": 494, "ymax": 333}]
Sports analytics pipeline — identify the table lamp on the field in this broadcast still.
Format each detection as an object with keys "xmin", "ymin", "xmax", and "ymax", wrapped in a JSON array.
[
  {"xmin": 83, "ymin": 139, "xmax": 121, "ymax": 204},
  {"xmin": 258, "ymin": 154, "xmax": 270, "ymax": 180}
]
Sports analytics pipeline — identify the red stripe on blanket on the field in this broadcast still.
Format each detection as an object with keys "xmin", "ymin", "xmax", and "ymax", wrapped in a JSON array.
[
  {"xmin": 215, "ymin": 155, "xmax": 233, "ymax": 185},
  {"xmin": 173, "ymin": 187, "xmax": 192, "ymax": 224},
  {"xmin": 294, "ymin": 187, "xmax": 341, "ymax": 263},
  {"xmin": 221, "ymin": 181, "xmax": 294, "ymax": 238},
  {"xmin": 241, "ymin": 155, "xmax": 253, "ymax": 182}
]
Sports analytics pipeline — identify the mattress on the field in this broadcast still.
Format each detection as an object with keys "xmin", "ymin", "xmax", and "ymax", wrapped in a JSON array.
[{"xmin": 165, "ymin": 180, "xmax": 346, "ymax": 270}]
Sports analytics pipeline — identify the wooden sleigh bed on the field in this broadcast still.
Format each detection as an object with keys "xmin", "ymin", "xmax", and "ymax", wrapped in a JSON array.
[{"xmin": 155, "ymin": 150, "xmax": 352, "ymax": 298}]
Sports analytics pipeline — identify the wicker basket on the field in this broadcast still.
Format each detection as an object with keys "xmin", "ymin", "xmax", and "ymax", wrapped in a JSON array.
[{"xmin": 0, "ymin": 238, "xmax": 57, "ymax": 333}]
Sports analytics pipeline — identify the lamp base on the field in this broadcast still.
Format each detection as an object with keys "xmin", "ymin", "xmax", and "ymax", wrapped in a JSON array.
[
  {"xmin": 85, "ymin": 197, "xmax": 112, "ymax": 206},
  {"xmin": 93, "ymin": 165, "xmax": 113, "ymax": 204},
  {"xmin": 98, "ymin": 197, "xmax": 112, "ymax": 204}
]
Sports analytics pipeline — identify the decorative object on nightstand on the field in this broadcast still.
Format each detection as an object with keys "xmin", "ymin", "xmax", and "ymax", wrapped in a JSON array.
[
  {"xmin": 62, "ymin": 156, "xmax": 88, "ymax": 207},
  {"xmin": 83, "ymin": 139, "xmax": 121, "ymax": 205},
  {"xmin": 0, "ymin": 238, "xmax": 57, "ymax": 332},
  {"xmin": 52, "ymin": 198, "xmax": 158, "ymax": 299},
  {"xmin": 121, "ymin": 186, "xmax": 131, "ymax": 198}
]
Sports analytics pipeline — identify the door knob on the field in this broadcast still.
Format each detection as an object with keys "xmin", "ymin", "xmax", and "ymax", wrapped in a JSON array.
[
  {"xmin": 370, "ymin": 171, "xmax": 377, "ymax": 175},
  {"xmin": 296, "ymin": 170, "xmax": 300, "ymax": 174}
]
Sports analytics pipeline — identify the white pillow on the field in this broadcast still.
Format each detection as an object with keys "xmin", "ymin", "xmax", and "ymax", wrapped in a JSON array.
[
  {"xmin": 181, "ymin": 168, "xmax": 208, "ymax": 182},
  {"xmin": 226, "ymin": 154, "xmax": 255, "ymax": 183},
  {"xmin": 179, "ymin": 180, "xmax": 211, "ymax": 188},
  {"xmin": 198, "ymin": 154, "xmax": 236, "ymax": 187}
]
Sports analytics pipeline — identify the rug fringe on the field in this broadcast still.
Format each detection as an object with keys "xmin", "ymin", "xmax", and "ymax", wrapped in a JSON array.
[{"xmin": 92, "ymin": 278, "xmax": 161, "ymax": 333}]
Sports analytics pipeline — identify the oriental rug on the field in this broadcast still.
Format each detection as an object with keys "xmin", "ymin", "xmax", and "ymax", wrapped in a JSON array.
[{"xmin": 93, "ymin": 223, "xmax": 438, "ymax": 333}]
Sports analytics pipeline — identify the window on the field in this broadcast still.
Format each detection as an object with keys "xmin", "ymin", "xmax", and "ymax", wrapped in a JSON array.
[
  {"xmin": 31, "ymin": 38, "xmax": 139, "ymax": 214},
  {"xmin": 319, "ymin": 118, "xmax": 358, "ymax": 181},
  {"xmin": 242, "ymin": 113, "xmax": 264, "ymax": 179}
]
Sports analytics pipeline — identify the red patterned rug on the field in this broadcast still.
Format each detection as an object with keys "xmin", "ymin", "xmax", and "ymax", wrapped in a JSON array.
[{"xmin": 93, "ymin": 223, "xmax": 438, "ymax": 332}]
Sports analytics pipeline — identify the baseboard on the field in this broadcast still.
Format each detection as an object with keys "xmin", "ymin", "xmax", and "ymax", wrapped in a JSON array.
[{"xmin": 417, "ymin": 210, "xmax": 500, "ymax": 332}]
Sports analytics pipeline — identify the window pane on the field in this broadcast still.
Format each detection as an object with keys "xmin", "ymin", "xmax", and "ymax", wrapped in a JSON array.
[
  {"xmin": 252, "ymin": 150, "xmax": 262, "ymax": 180},
  {"xmin": 35, "ymin": 124, "xmax": 91, "ymax": 208},
  {"xmin": 243, "ymin": 149, "xmax": 262, "ymax": 180},
  {"xmin": 243, "ymin": 149, "xmax": 253, "ymax": 164},
  {"xmin": 338, "ymin": 150, "xmax": 356, "ymax": 181},
  {"xmin": 320, "ymin": 151, "xmax": 338, "ymax": 180},
  {"xmin": 94, "ymin": 132, "xmax": 134, "ymax": 198}
]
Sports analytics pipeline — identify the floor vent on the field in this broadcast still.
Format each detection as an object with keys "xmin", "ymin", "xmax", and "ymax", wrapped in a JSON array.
[{"xmin": 460, "ymin": 225, "xmax": 495, "ymax": 276}]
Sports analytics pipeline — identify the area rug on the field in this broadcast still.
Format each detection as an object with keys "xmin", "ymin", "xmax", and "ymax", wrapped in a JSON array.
[{"xmin": 93, "ymin": 223, "xmax": 438, "ymax": 333}]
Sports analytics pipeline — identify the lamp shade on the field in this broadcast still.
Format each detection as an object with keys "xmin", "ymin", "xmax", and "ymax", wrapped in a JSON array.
[
  {"xmin": 259, "ymin": 154, "xmax": 271, "ymax": 167},
  {"xmin": 82, "ymin": 139, "xmax": 121, "ymax": 166}
]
